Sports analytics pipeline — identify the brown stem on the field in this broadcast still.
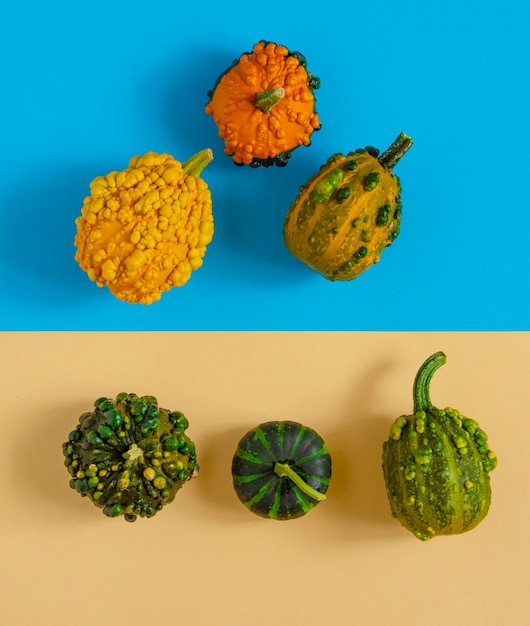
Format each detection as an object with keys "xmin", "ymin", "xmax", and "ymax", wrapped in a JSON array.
[{"xmin": 378, "ymin": 132, "xmax": 413, "ymax": 170}]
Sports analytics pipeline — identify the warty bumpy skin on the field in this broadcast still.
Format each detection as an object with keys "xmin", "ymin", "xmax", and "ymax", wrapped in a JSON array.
[
  {"xmin": 62, "ymin": 393, "xmax": 199, "ymax": 522},
  {"xmin": 74, "ymin": 150, "xmax": 214, "ymax": 304},
  {"xmin": 382, "ymin": 352, "xmax": 497, "ymax": 541}
]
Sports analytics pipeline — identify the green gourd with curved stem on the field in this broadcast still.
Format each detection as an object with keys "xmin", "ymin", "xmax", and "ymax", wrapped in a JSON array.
[{"xmin": 382, "ymin": 352, "xmax": 497, "ymax": 541}]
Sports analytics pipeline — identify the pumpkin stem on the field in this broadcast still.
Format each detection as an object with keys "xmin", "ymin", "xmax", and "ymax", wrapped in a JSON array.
[
  {"xmin": 274, "ymin": 462, "xmax": 326, "ymax": 501},
  {"xmin": 123, "ymin": 443, "xmax": 144, "ymax": 465},
  {"xmin": 255, "ymin": 87, "xmax": 285, "ymax": 114},
  {"xmin": 413, "ymin": 351, "xmax": 447, "ymax": 413},
  {"xmin": 378, "ymin": 132, "xmax": 413, "ymax": 170},
  {"xmin": 182, "ymin": 148, "xmax": 214, "ymax": 177}
]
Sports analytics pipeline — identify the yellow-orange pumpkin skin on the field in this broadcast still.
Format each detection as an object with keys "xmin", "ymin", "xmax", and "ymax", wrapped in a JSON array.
[
  {"xmin": 283, "ymin": 134, "xmax": 412, "ymax": 281},
  {"xmin": 205, "ymin": 40, "xmax": 320, "ymax": 167}
]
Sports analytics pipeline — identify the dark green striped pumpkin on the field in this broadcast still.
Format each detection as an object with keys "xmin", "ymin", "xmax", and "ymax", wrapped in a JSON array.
[
  {"xmin": 232, "ymin": 420, "xmax": 332, "ymax": 520},
  {"xmin": 382, "ymin": 352, "xmax": 497, "ymax": 541}
]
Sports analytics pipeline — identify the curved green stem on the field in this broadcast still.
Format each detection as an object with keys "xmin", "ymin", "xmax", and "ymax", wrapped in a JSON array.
[
  {"xmin": 413, "ymin": 351, "xmax": 447, "ymax": 413},
  {"xmin": 255, "ymin": 87, "xmax": 285, "ymax": 114},
  {"xmin": 378, "ymin": 132, "xmax": 413, "ymax": 170},
  {"xmin": 274, "ymin": 462, "xmax": 326, "ymax": 501},
  {"xmin": 183, "ymin": 148, "xmax": 214, "ymax": 177}
]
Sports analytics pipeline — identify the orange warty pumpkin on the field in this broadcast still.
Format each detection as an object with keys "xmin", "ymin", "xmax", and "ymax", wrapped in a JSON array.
[{"xmin": 205, "ymin": 40, "xmax": 321, "ymax": 167}]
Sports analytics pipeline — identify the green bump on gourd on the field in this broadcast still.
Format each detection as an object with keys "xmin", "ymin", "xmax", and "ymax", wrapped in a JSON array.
[
  {"xmin": 343, "ymin": 159, "xmax": 358, "ymax": 171},
  {"xmin": 382, "ymin": 352, "xmax": 497, "ymax": 541},
  {"xmin": 62, "ymin": 393, "xmax": 199, "ymax": 522},
  {"xmin": 354, "ymin": 246, "xmax": 368, "ymax": 259},
  {"xmin": 336, "ymin": 186, "xmax": 351, "ymax": 203},
  {"xmin": 363, "ymin": 172, "xmax": 380, "ymax": 191},
  {"xmin": 376, "ymin": 204, "xmax": 392, "ymax": 226},
  {"xmin": 310, "ymin": 168, "xmax": 344, "ymax": 203}
]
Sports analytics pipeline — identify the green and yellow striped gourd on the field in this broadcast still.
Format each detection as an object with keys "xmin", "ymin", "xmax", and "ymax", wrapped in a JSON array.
[{"xmin": 283, "ymin": 133, "xmax": 412, "ymax": 280}]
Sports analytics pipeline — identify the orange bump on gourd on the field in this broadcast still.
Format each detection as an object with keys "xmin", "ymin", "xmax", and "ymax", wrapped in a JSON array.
[
  {"xmin": 205, "ymin": 40, "xmax": 321, "ymax": 167},
  {"xmin": 74, "ymin": 149, "xmax": 214, "ymax": 304}
]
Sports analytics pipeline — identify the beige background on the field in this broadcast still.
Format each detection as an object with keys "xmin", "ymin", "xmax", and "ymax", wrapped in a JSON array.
[{"xmin": 1, "ymin": 332, "xmax": 529, "ymax": 625}]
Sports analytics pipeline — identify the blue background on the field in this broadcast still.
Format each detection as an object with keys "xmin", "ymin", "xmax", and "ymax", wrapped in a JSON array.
[{"xmin": 1, "ymin": 0, "xmax": 528, "ymax": 330}]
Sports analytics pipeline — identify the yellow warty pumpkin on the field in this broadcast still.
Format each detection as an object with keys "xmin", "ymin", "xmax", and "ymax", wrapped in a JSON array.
[
  {"xmin": 74, "ymin": 149, "xmax": 214, "ymax": 304},
  {"xmin": 283, "ymin": 133, "xmax": 413, "ymax": 281}
]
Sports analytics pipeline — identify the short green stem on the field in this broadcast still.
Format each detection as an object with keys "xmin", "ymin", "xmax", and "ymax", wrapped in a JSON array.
[
  {"xmin": 413, "ymin": 351, "xmax": 447, "ymax": 413},
  {"xmin": 255, "ymin": 87, "xmax": 285, "ymax": 114},
  {"xmin": 274, "ymin": 462, "xmax": 326, "ymax": 501},
  {"xmin": 183, "ymin": 148, "xmax": 214, "ymax": 177},
  {"xmin": 378, "ymin": 132, "xmax": 413, "ymax": 170}
]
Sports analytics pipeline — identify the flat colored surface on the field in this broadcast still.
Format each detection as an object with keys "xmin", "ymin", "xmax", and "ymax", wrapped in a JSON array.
[
  {"xmin": 1, "ymin": 1, "xmax": 529, "ymax": 330},
  {"xmin": 1, "ymin": 331, "xmax": 529, "ymax": 625}
]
